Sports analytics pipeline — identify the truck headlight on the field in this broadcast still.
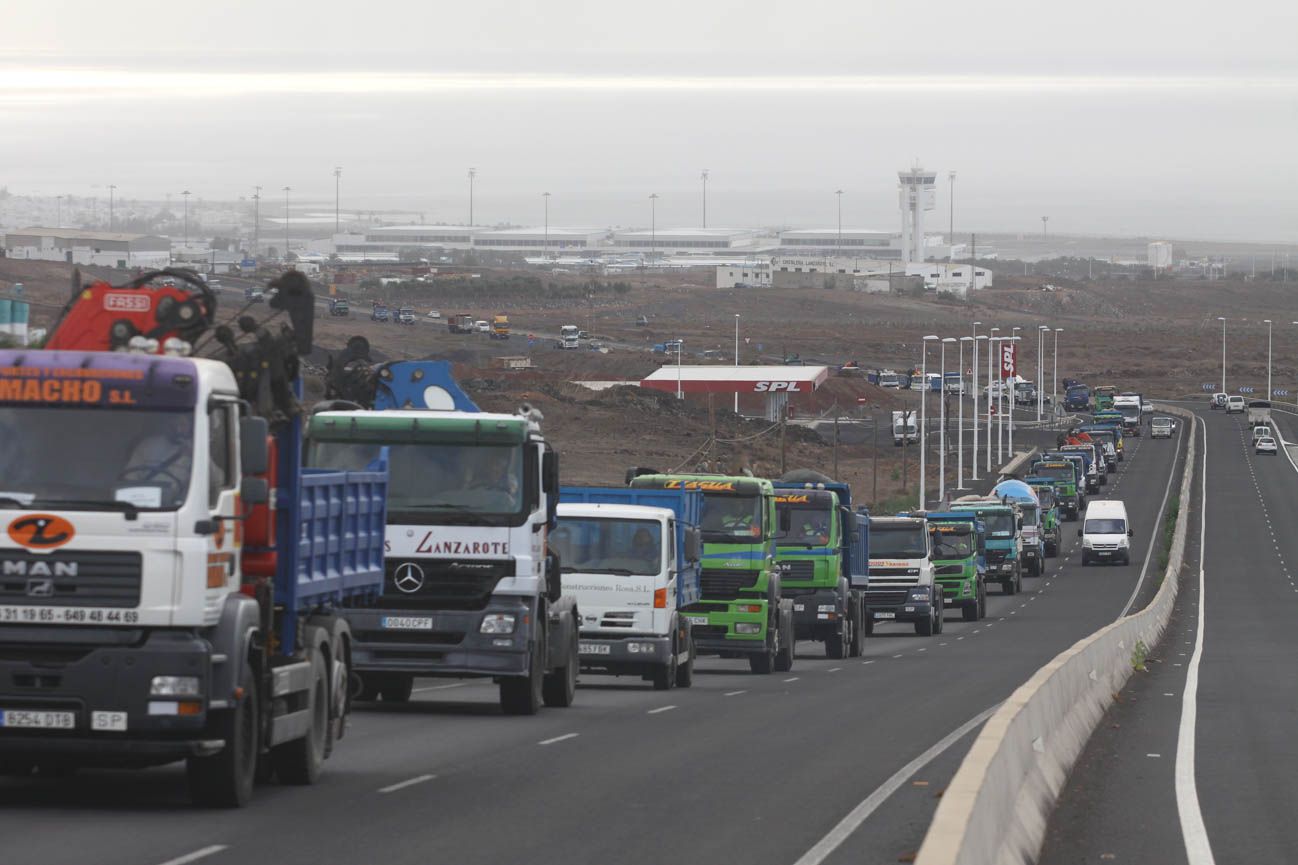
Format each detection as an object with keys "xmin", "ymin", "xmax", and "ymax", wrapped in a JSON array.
[
  {"xmin": 734, "ymin": 622, "xmax": 762, "ymax": 635},
  {"xmin": 150, "ymin": 676, "xmax": 201, "ymax": 697},
  {"xmin": 480, "ymin": 614, "xmax": 517, "ymax": 634},
  {"xmin": 626, "ymin": 642, "xmax": 657, "ymax": 654},
  {"xmin": 908, "ymin": 588, "xmax": 930, "ymax": 603}
]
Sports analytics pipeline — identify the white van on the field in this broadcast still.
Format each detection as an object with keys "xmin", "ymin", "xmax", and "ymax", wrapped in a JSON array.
[
  {"xmin": 1226, "ymin": 395, "xmax": 1245, "ymax": 414},
  {"xmin": 1079, "ymin": 500, "xmax": 1133, "ymax": 566}
]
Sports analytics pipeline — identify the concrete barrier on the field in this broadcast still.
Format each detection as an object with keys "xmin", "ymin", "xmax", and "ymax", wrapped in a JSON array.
[
  {"xmin": 997, "ymin": 448, "xmax": 1040, "ymax": 480},
  {"xmin": 915, "ymin": 404, "xmax": 1195, "ymax": 865}
]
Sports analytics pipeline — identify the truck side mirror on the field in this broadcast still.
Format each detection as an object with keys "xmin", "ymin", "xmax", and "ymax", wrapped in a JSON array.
[
  {"xmin": 240, "ymin": 476, "xmax": 269, "ymax": 505},
  {"xmin": 1127, "ymin": 528, "xmax": 1134, "ymax": 538},
  {"xmin": 545, "ymin": 552, "xmax": 563, "ymax": 603},
  {"xmin": 240, "ymin": 417, "xmax": 269, "ymax": 475},
  {"xmin": 543, "ymin": 450, "xmax": 560, "ymax": 496},
  {"xmin": 683, "ymin": 527, "xmax": 700, "ymax": 562}
]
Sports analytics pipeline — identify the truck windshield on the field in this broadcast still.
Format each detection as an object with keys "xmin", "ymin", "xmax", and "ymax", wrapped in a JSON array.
[
  {"xmin": 1019, "ymin": 506, "xmax": 1039, "ymax": 527},
  {"xmin": 551, "ymin": 517, "xmax": 662, "ymax": 576},
  {"xmin": 871, "ymin": 526, "xmax": 928, "ymax": 558},
  {"xmin": 1034, "ymin": 488, "xmax": 1056, "ymax": 508},
  {"xmin": 980, "ymin": 513, "xmax": 1015, "ymax": 537},
  {"xmin": 1118, "ymin": 407, "xmax": 1139, "ymax": 421},
  {"xmin": 311, "ymin": 441, "xmax": 528, "ymax": 524},
  {"xmin": 1085, "ymin": 518, "xmax": 1126, "ymax": 534},
  {"xmin": 930, "ymin": 528, "xmax": 975, "ymax": 559},
  {"xmin": 0, "ymin": 406, "xmax": 193, "ymax": 510},
  {"xmin": 700, "ymin": 494, "xmax": 763, "ymax": 540},
  {"xmin": 1035, "ymin": 465, "xmax": 1075, "ymax": 483},
  {"xmin": 774, "ymin": 501, "xmax": 833, "ymax": 545}
]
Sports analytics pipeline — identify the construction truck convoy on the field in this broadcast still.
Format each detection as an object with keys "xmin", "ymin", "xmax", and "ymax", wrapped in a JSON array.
[
  {"xmin": 555, "ymin": 485, "xmax": 702, "ymax": 690},
  {"xmin": 951, "ymin": 498, "xmax": 1024, "ymax": 594},
  {"xmin": 772, "ymin": 472, "xmax": 867, "ymax": 659},
  {"xmin": 865, "ymin": 515, "xmax": 944, "ymax": 635},
  {"xmin": 560, "ymin": 325, "xmax": 580, "ymax": 350},
  {"xmin": 991, "ymin": 479, "xmax": 1048, "ymax": 575},
  {"xmin": 0, "ymin": 268, "xmax": 387, "ymax": 806},
  {"xmin": 307, "ymin": 362, "xmax": 579, "ymax": 716},
  {"xmin": 1112, "ymin": 393, "xmax": 1144, "ymax": 436},
  {"xmin": 628, "ymin": 474, "xmax": 795, "ymax": 674},
  {"xmin": 924, "ymin": 512, "xmax": 987, "ymax": 622},
  {"xmin": 1028, "ymin": 458, "xmax": 1083, "ymax": 520},
  {"xmin": 1023, "ymin": 478, "xmax": 1062, "ymax": 556}
]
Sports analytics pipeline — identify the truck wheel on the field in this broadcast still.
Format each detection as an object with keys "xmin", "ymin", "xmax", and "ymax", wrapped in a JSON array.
[
  {"xmin": 848, "ymin": 605, "xmax": 864, "ymax": 657},
  {"xmin": 1015, "ymin": 565, "xmax": 1024, "ymax": 594},
  {"xmin": 187, "ymin": 663, "xmax": 258, "ymax": 808},
  {"xmin": 675, "ymin": 628, "xmax": 695, "ymax": 688},
  {"xmin": 273, "ymin": 653, "xmax": 328, "ymax": 785},
  {"xmin": 749, "ymin": 625, "xmax": 777, "ymax": 674},
  {"xmin": 825, "ymin": 623, "xmax": 846, "ymax": 660},
  {"xmin": 501, "ymin": 641, "xmax": 544, "ymax": 715},
  {"xmin": 774, "ymin": 617, "xmax": 795, "ymax": 673},
  {"xmin": 652, "ymin": 646, "xmax": 678, "ymax": 691},
  {"xmin": 543, "ymin": 630, "xmax": 579, "ymax": 706},
  {"xmin": 379, "ymin": 675, "xmax": 413, "ymax": 704},
  {"xmin": 962, "ymin": 600, "xmax": 980, "ymax": 622},
  {"xmin": 914, "ymin": 611, "xmax": 934, "ymax": 637},
  {"xmin": 934, "ymin": 596, "xmax": 945, "ymax": 634}
]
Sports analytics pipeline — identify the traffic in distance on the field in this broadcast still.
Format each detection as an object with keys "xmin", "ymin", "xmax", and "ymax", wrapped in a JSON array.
[{"xmin": 0, "ymin": 268, "xmax": 1181, "ymax": 819}]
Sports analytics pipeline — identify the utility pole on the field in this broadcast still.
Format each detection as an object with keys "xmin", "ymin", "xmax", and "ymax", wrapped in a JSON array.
[
  {"xmin": 701, "ymin": 170, "xmax": 709, "ymax": 229},
  {"xmin": 282, "ymin": 186, "xmax": 291, "ymax": 261},
  {"xmin": 468, "ymin": 168, "xmax": 476, "ymax": 225},
  {"xmin": 252, "ymin": 186, "xmax": 261, "ymax": 257},
  {"xmin": 948, "ymin": 171, "xmax": 956, "ymax": 262},
  {"xmin": 56, "ymin": 195, "xmax": 63, "ymax": 228},
  {"xmin": 833, "ymin": 411, "xmax": 840, "ymax": 480},
  {"xmin": 649, "ymin": 193, "xmax": 659, "ymax": 263},
  {"xmin": 334, "ymin": 166, "xmax": 342, "ymax": 234},
  {"xmin": 1041, "ymin": 216, "xmax": 1048, "ymax": 239},
  {"xmin": 835, "ymin": 189, "xmax": 843, "ymax": 261},
  {"xmin": 543, "ymin": 192, "xmax": 550, "ymax": 259},
  {"xmin": 108, "ymin": 184, "xmax": 116, "ymax": 232},
  {"xmin": 182, "ymin": 190, "xmax": 191, "ymax": 246}
]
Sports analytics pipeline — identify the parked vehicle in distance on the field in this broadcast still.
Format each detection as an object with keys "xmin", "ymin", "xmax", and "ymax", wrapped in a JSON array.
[
  {"xmin": 474, "ymin": 320, "xmax": 490, "ymax": 334},
  {"xmin": 560, "ymin": 324, "xmax": 581, "ymax": 349},
  {"xmin": 397, "ymin": 307, "xmax": 416, "ymax": 325},
  {"xmin": 448, "ymin": 313, "xmax": 475, "ymax": 333},
  {"xmin": 1210, "ymin": 392, "xmax": 1227, "ymax": 410},
  {"xmin": 1080, "ymin": 500, "xmax": 1133, "ymax": 566},
  {"xmin": 426, "ymin": 309, "xmax": 441, "ymax": 319},
  {"xmin": 329, "ymin": 297, "xmax": 350, "ymax": 316},
  {"xmin": 892, "ymin": 410, "xmax": 919, "ymax": 445},
  {"xmin": 1256, "ymin": 436, "xmax": 1279, "ymax": 455},
  {"xmin": 877, "ymin": 369, "xmax": 903, "ymax": 389},
  {"xmin": 1150, "ymin": 417, "xmax": 1175, "ymax": 438},
  {"xmin": 245, "ymin": 286, "xmax": 265, "ymax": 303},
  {"xmin": 371, "ymin": 303, "xmax": 389, "ymax": 322},
  {"xmin": 1226, "ymin": 395, "xmax": 1245, "ymax": 414},
  {"xmin": 577, "ymin": 330, "xmax": 590, "ymax": 340}
]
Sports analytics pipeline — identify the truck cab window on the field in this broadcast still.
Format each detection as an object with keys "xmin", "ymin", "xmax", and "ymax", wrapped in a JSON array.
[{"xmin": 208, "ymin": 404, "xmax": 235, "ymax": 508}]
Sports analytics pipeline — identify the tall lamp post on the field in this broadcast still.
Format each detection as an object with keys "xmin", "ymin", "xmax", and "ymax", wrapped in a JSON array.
[
  {"xmin": 971, "ymin": 321, "xmax": 982, "ymax": 481},
  {"xmin": 649, "ymin": 193, "xmax": 659, "ymax": 263},
  {"xmin": 334, "ymin": 167, "xmax": 342, "ymax": 234},
  {"xmin": 543, "ymin": 192, "xmax": 551, "ymax": 259},
  {"xmin": 940, "ymin": 337, "xmax": 956, "ymax": 504},
  {"xmin": 958, "ymin": 336, "xmax": 972, "ymax": 490},
  {"xmin": 948, "ymin": 171, "xmax": 956, "ymax": 262},
  {"xmin": 1265, "ymin": 319, "xmax": 1273, "ymax": 399},
  {"xmin": 1218, "ymin": 317, "xmax": 1227, "ymax": 394},
  {"xmin": 733, "ymin": 314, "xmax": 740, "ymax": 414},
  {"xmin": 282, "ymin": 186, "xmax": 291, "ymax": 261},
  {"xmin": 1053, "ymin": 329, "xmax": 1062, "ymax": 423},
  {"xmin": 921, "ymin": 335, "xmax": 938, "ymax": 508},
  {"xmin": 1009, "ymin": 331, "xmax": 1021, "ymax": 456},
  {"xmin": 181, "ymin": 190, "xmax": 191, "ymax": 246},
  {"xmin": 108, "ymin": 184, "xmax": 116, "ymax": 232},
  {"xmin": 701, "ymin": 170, "xmax": 709, "ymax": 228},
  {"xmin": 468, "ymin": 168, "xmax": 476, "ymax": 226},
  {"xmin": 1038, "ymin": 325, "xmax": 1049, "ymax": 423},
  {"xmin": 835, "ymin": 189, "xmax": 843, "ymax": 260},
  {"xmin": 987, "ymin": 328, "xmax": 999, "ymax": 473},
  {"xmin": 676, "ymin": 339, "xmax": 684, "ymax": 399}
]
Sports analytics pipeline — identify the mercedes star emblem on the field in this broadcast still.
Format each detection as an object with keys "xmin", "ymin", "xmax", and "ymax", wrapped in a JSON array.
[{"xmin": 393, "ymin": 562, "xmax": 426, "ymax": 593}]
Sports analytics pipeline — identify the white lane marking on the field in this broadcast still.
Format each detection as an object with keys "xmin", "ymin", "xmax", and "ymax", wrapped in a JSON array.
[
  {"xmin": 413, "ymin": 682, "xmax": 467, "ymax": 693},
  {"xmin": 538, "ymin": 732, "xmax": 579, "ymax": 746},
  {"xmin": 378, "ymin": 773, "xmax": 436, "ymax": 794},
  {"xmin": 790, "ymin": 703, "xmax": 1000, "ymax": 865},
  {"xmin": 648, "ymin": 705, "xmax": 677, "ymax": 714},
  {"xmin": 724, "ymin": 690, "xmax": 747, "ymax": 696},
  {"xmin": 892, "ymin": 653, "xmax": 904, "ymax": 658},
  {"xmin": 1147, "ymin": 753, "xmax": 1162, "ymax": 758},
  {"xmin": 828, "ymin": 667, "xmax": 843, "ymax": 672},
  {"xmin": 861, "ymin": 659, "xmax": 875, "ymax": 665},
  {"xmin": 784, "ymin": 677, "xmax": 800, "ymax": 682},
  {"xmin": 1177, "ymin": 414, "xmax": 1216, "ymax": 865},
  {"xmin": 154, "ymin": 847, "xmax": 229, "ymax": 865},
  {"xmin": 1119, "ymin": 422, "xmax": 1185, "ymax": 618}
]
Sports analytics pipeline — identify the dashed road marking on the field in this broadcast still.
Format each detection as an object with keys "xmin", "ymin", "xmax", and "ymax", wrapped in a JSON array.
[
  {"xmin": 378, "ymin": 774, "xmax": 436, "ymax": 794},
  {"xmin": 538, "ymin": 733, "xmax": 579, "ymax": 746},
  {"xmin": 648, "ymin": 705, "xmax": 677, "ymax": 714}
]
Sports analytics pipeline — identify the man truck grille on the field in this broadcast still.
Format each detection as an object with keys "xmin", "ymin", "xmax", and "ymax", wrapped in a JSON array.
[
  {"xmin": 0, "ymin": 551, "xmax": 142, "ymax": 608},
  {"xmin": 700, "ymin": 569, "xmax": 760, "ymax": 601},
  {"xmin": 777, "ymin": 560, "xmax": 815, "ymax": 580}
]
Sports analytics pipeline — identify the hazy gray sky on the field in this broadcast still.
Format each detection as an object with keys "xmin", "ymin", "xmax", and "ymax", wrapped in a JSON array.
[{"xmin": 2, "ymin": 0, "xmax": 1296, "ymax": 241}]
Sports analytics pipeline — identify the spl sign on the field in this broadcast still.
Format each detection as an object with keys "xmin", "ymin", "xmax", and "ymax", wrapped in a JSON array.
[
  {"xmin": 1000, "ymin": 343, "xmax": 1017, "ymax": 379},
  {"xmin": 754, "ymin": 381, "xmax": 804, "ymax": 392}
]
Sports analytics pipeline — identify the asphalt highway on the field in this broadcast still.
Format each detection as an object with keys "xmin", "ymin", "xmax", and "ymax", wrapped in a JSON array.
[
  {"xmin": 1043, "ymin": 405, "xmax": 1298, "ymax": 865},
  {"xmin": 0, "ymin": 427, "xmax": 1184, "ymax": 865}
]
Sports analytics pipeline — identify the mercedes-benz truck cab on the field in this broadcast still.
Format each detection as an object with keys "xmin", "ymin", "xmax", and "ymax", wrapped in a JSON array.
[{"xmin": 1079, "ymin": 500, "xmax": 1133, "ymax": 566}]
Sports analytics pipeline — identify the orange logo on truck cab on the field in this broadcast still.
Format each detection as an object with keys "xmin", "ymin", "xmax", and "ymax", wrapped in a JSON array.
[{"xmin": 7, "ymin": 514, "xmax": 76, "ymax": 550}]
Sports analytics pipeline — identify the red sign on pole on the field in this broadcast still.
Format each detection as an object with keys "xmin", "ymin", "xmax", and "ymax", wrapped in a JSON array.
[{"xmin": 1001, "ymin": 343, "xmax": 1017, "ymax": 379}]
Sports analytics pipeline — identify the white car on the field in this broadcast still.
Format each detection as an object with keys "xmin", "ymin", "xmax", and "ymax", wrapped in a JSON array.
[
  {"xmin": 474, "ymin": 320, "xmax": 490, "ymax": 333},
  {"xmin": 1256, "ymin": 436, "xmax": 1279, "ymax": 455},
  {"xmin": 1226, "ymin": 395, "xmax": 1246, "ymax": 414},
  {"xmin": 1252, "ymin": 425, "xmax": 1273, "ymax": 444},
  {"xmin": 426, "ymin": 309, "xmax": 441, "ymax": 319}
]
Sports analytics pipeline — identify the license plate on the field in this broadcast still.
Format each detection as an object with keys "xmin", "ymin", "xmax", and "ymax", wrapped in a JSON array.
[
  {"xmin": 873, "ymin": 611, "xmax": 897, "ymax": 619},
  {"xmin": 578, "ymin": 642, "xmax": 611, "ymax": 655},
  {"xmin": 380, "ymin": 616, "xmax": 433, "ymax": 630},
  {"xmin": 0, "ymin": 709, "xmax": 75, "ymax": 730},
  {"xmin": 1098, "ymin": 551, "xmax": 1111, "ymax": 557},
  {"xmin": 687, "ymin": 616, "xmax": 709, "ymax": 626},
  {"xmin": 91, "ymin": 711, "xmax": 128, "ymax": 732},
  {"xmin": 793, "ymin": 604, "xmax": 805, "ymax": 612}
]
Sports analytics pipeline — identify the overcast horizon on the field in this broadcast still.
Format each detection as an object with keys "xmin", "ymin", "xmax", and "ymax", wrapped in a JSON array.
[{"xmin": 3, "ymin": 0, "xmax": 1295, "ymax": 244}]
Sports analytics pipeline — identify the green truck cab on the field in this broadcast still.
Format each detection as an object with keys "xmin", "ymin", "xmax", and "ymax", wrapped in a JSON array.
[
  {"xmin": 1094, "ymin": 386, "xmax": 1117, "ymax": 411},
  {"xmin": 1090, "ymin": 412, "xmax": 1126, "ymax": 460},
  {"xmin": 924, "ymin": 512, "xmax": 988, "ymax": 621},
  {"xmin": 1030, "ymin": 457, "xmax": 1084, "ymax": 520},
  {"xmin": 950, "ymin": 498, "xmax": 1023, "ymax": 594},
  {"xmin": 1023, "ymin": 477, "xmax": 1062, "ymax": 556},
  {"xmin": 629, "ymin": 474, "xmax": 795, "ymax": 674},
  {"xmin": 772, "ymin": 480, "xmax": 867, "ymax": 659}
]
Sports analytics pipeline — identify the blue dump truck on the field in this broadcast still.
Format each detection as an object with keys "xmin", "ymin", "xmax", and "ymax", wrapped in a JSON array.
[
  {"xmin": 1065, "ymin": 383, "xmax": 1091, "ymax": 412},
  {"xmin": 556, "ymin": 486, "xmax": 703, "ymax": 690},
  {"xmin": 773, "ymin": 471, "xmax": 868, "ymax": 659}
]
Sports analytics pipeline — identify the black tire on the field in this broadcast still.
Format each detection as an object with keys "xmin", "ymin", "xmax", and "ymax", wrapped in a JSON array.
[
  {"xmin": 543, "ymin": 629, "xmax": 579, "ymax": 706},
  {"xmin": 652, "ymin": 630, "xmax": 678, "ymax": 691},
  {"xmin": 934, "ymin": 597, "xmax": 944, "ymax": 634},
  {"xmin": 273, "ymin": 653, "xmax": 328, "ymax": 786},
  {"xmin": 501, "ymin": 639, "xmax": 545, "ymax": 715},
  {"xmin": 187, "ymin": 663, "xmax": 258, "ymax": 808},
  {"xmin": 914, "ymin": 613, "xmax": 934, "ymax": 637},
  {"xmin": 962, "ymin": 600, "xmax": 980, "ymax": 622},
  {"xmin": 1003, "ymin": 577, "xmax": 1016, "ymax": 596},
  {"xmin": 378, "ymin": 675, "xmax": 413, "ymax": 704},
  {"xmin": 675, "ymin": 629, "xmax": 695, "ymax": 688},
  {"xmin": 773, "ymin": 619, "xmax": 795, "ymax": 673},
  {"xmin": 825, "ymin": 623, "xmax": 846, "ymax": 660},
  {"xmin": 1081, "ymin": 553, "xmax": 1090, "ymax": 566},
  {"xmin": 352, "ymin": 672, "xmax": 378, "ymax": 702},
  {"xmin": 978, "ymin": 585, "xmax": 987, "ymax": 619},
  {"xmin": 749, "ymin": 649, "xmax": 774, "ymax": 674},
  {"xmin": 848, "ymin": 605, "xmax": 864, "ymax": 657}
]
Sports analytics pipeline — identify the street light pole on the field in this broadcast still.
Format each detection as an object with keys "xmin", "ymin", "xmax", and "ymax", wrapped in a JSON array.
[
  {"xmin": 959, "ymin": 336, "xmax": 972, "ymax": 490},
  {"xmin": 940, "ymin": 337, "xmax": 956, "ymax": 504},
  {"xmin": 108, "ymin": 184, "xmax": 116, "ymax": 232},
  {"xmin": 282, "ymin": 186, "xmax": 291, "ymax": 261},
  {"xmin": 835, "ymin": 189, "xmax": 843, "ymax": 260},
  {"xmin": 987, "ymin": 328, "xmax": 999, "ymax": 473},
  {"xmin": 1265, "ymin": 319, "xmax": 1273, "ymax": 398},
  {"xmin": 1219, "ymin": 317, "xmax": 1227, "ymax": 393},
  {"xmin": 921, "ymin": 335, "xmax": 938, "ymax": 508},
  {"xmin": 1053, "ymin": 329, "xmax": 1062, "ymax": 424},
  {"xmin": 701, "ymin": 170, "xmax": 709, "ymax": 229},
  {"xmin": 676, "ymin": 339, "xmax": 684, "ymax": 399},
  {"xmin": 948, "ymin": 171, "xmax": 956, "ymax": 263},
  {"xmin": 543, "ymin": 192, "xmax": 550, "ymax": 259},
  {"xmin": 1038, "ymin": 324, "xmax": 1049, "ymax": 423},
  {"xmin": 181, "ymin": 190, "xmax": 191, "ymax": 246},
  {"xmin": 468, "ymin": 168, "xmax": 476, "ymax": 226},
  {"xmin": 334, "ymin": 167, "xmax": 342, "ymax": 234},
  {"xmin": 649, "ymin": 193, "xmax": 658, "ymax": 263},
  {"xmin": 1009, "ymin": 328, "xmax": 1021, "ymax": 457},
  {"xmin": 973, "ymin": 327, "xmax": 985, "ymax": 482},
  {"xmin": 734, "ymin": 314, "xmax": 740, "ymax": 414}
]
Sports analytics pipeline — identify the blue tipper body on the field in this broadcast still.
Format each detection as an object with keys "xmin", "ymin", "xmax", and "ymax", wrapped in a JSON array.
[
  {"xmin": 272, "ymin": 394, "xmax": 388, "ymax": 650},
  {"xmin": 559, "ymin": 485, "xmax": 703, "ymax": 608},
  {"xmin": 772, "ymin": 480, "xmax": 870, "ymax": 590},
  {"xmin": 373, "ymin": 360, "xmax": 480, "ymax": 412}
]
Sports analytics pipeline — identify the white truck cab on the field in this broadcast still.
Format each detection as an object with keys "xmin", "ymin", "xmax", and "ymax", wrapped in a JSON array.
[{"xmin": 866, "ymin": 516, "xmax": 943, "ymax": 636}]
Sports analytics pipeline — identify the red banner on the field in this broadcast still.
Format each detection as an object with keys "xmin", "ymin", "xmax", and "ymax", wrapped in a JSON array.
[{"xmin": 1000, "ymin": 343, "xmax": 1017, "ymax": 378}]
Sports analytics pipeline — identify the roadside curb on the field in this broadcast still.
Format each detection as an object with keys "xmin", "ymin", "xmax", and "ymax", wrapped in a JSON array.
[{"xmin": 914, "ymin": 404, "xmax": 1195, "ymax": 865}]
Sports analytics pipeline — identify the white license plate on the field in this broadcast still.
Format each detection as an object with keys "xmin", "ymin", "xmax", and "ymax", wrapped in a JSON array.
[
  {"xmin": 1098, "ymin": 551, "xmax": 1111, "ymax": 556},
  {"xmin": 91, "ymin": 711, "xmax": 128, "ymax": 732},
  {"xmin": 793, "ymin": 604, "xmax": 805, "ymax": 612},
  {"xmin": 0, "ymin": 709, "xmax": 75, "ymax": 729},
  {"xmin": 686, "ymin": 616, "xmax": 709, "ymax": 626},
  {"xmin": 380, "ymin": 616, "xmax": 433, "ymax": 630},
  {"xmin": 578, "ymin": 642, "xmax": 611, "ymax": 655},
  {"xmin": 873, "ymin": 611, "xmax": 897, "ymax": 619}
]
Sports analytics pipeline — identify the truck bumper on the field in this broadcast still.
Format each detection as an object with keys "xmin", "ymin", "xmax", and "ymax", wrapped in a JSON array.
[
  {"xmin": 936, "ymin": 578, "xmax": 978, "ymax": 608},
  {"xmin": 576, "ymin": 633, "xmax": 673, "ymax": 675},
  {"xmin": 867, "ymin": 599, "xmax": 931, "ymax": 624},
  {"xmin": 344, "ymin": 600, "xmax": 533, "ymax": 679},
  {"xmin": 680, "ymin": 601, "xmax": 768, "ymax": 656},
  {"xmin": 985, "ymin": 561, "xmax": 1019, "ymax": 584},
  {"xmin": 0, "ymin": 628, "xmax": 215, "ymax": 764},
  {"xmin": 787, "ymin": 589, "xmax": 843, "ymax": 639}
]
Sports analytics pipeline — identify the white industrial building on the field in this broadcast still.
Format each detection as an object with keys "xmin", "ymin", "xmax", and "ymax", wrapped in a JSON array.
[
  {"xmin": 715, "ymin": 261, "xmax": 773, "ymax": 288},
  {"xmin": 473, "ymin": 227, "xmax": 606, "ymax": 251},
  {"xmin": 770, "ymin": 255, "xmax": 991, "ymax": 294},
  {"xmin": 2, "ymin": 227, "xmax": 172, "ymax": 268},
  {"xmin": 614, "ymin": 227, "xmax": 759, "ymax": 252},
  {"xmin": 777, "ymin": 228, "xmax": 950, "ymax": 260},
  {"xmin": 1147, "ymin": 241, "xmax": 1173, "ymax": 270}
]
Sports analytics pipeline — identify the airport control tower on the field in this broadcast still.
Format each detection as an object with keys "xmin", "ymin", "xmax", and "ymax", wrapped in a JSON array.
[{"xmin": 898, "ymin": 165, "xmax": 937, "ymax": 264}]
